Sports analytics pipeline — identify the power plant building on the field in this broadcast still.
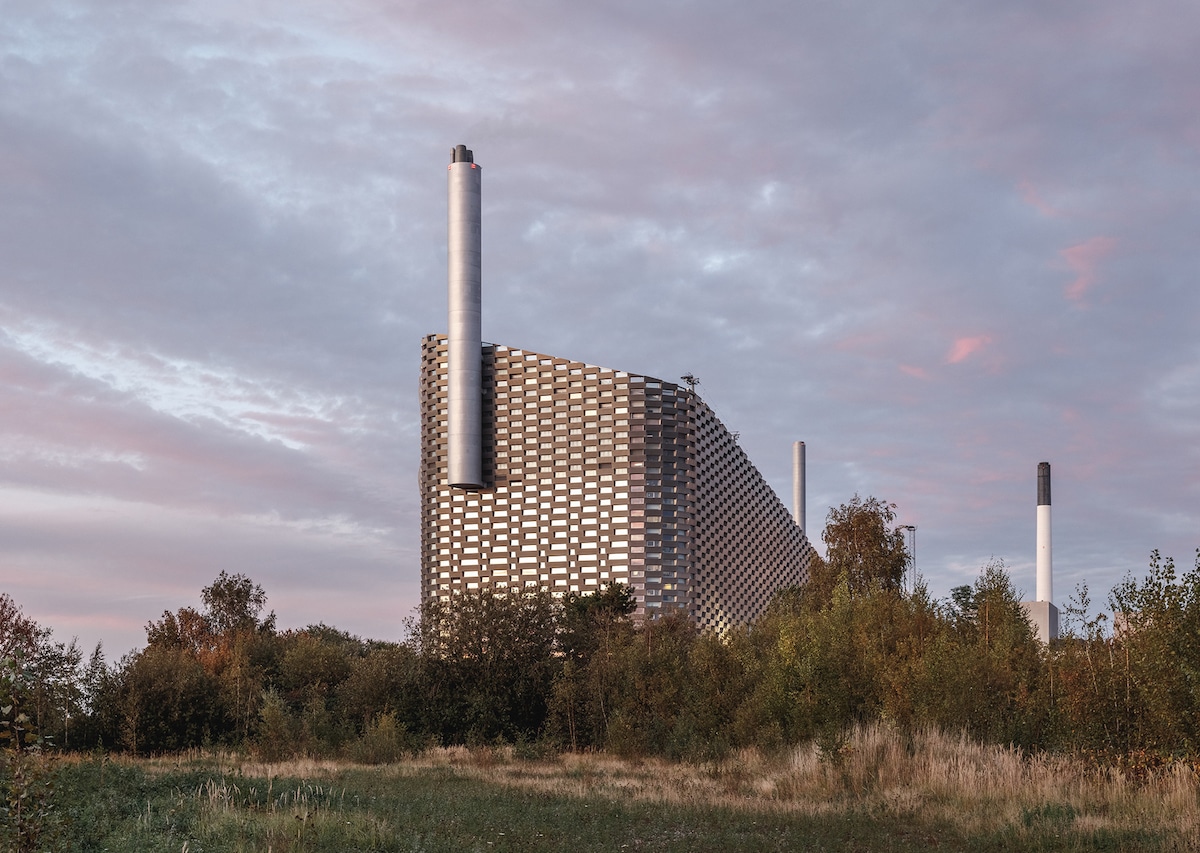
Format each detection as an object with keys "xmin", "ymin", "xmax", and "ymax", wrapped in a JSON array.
[{"xmin": 420, "ymin": 145, "xmax": 816, "ymax": 632}]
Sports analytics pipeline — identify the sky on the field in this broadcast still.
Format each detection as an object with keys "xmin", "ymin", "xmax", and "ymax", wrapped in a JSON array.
[{"xmin": 2, "ymin": 0, "xmax": 1198, "ymax": 657}]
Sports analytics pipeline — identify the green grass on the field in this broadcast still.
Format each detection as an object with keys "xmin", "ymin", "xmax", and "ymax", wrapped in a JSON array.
[
  {"xmin": 39, "ymin": 752, "xmax": 1177, "ymax": 853},
  {"xmin": 51, "ymin": 761, "xmax": 941, "ymax": 852}
]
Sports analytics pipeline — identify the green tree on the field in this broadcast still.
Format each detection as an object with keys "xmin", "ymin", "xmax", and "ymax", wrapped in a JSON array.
[
  {"xmin": 916, "ymin": 560, "xmax": 1045, "ymax": 746},
  {"xmin": 1, "ymin": 596, "xmax": 49, "ymax": 751},
  {"xmin": 549, "ymin": 584, "xmax": 639, "ymax": 751},
  {"xmin": 1044, "ymin": 582, "xmax": 1124, "ymax": 753},
  {"xmin": 202, "ymin": 571, "xmax": 275, "ymax": 636},
  {"xmin": 115, "ymin": 646, "xmax": 222, "ymax": 753},
  {"xmin": 948, "ymin": 584, "xmax": 978, "ymax": 624},
  {"xmin": 1, "ymin": 649, "xmax": 60, "ymax": 853},
  {"xmin": 1093, "ymin": 548, "xmax": 1200, "ymax": 754},
  {"xmin": 821, "ymin": 495, "xmax": 910, "ymax": 597},
  {"xmin": 594, "ymin": 611, "xmax": 699, "ymax": 757},
  {"xmin": 123, "ymin": 572, "xmax": 278, "ymax": 750},
  {"xmin": 75, "ymin": 644, "xmax": 120, "ymax": 749},
  {"xmin": 558, "ymin": 582, "xmax": 636, "ymax": 663},
  {"xmin": 1, "ymin": 595, "xmax": 85, "ymax": 752},
  {"xmin": 412, "ymin": 587, "xmax": 560, "ymax": 744},
  {"xmin": 775, "ymin": 580, "xmax": 897, "ymax": 737},
  {"xmin": 668, "ymin": 629, "xmax": 750, "ymax": 759},
  {"xmin": 271, "ymin": 627, "xmax": 360, "ymax": 751},
  {"xmin": 337, "ymin": 642, "xmax": 419, "ymax": 731},
  {"xmin": 0, "ymin": 595, "xmax": 45, "ymax": 664},
  {"xmin": 26, "ymin": 639, "xmax": 82, "ymax": 750}
]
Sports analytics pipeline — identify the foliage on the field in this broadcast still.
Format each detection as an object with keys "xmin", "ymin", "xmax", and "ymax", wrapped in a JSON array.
[
  {"xmin": 820, "ymin": 495, "xmax": 910, "ymax": 599},
  {"xmin": 117, "ymin": 645, "xmax": 223, "ymax": 753},
  {"xmin": 2, "ymin": 644, "xmax": 62, "ymax": 852},
  {"xmin": 1, "ymin": 748, "xmax": 58, "ymax": 853},
  {"xmin": 411, "ymin": 586, "xmax": 560, "ymax": 744},
  {"xmin": 558, "ymin": 582, "xmax": 636, "ymax": 663},
  {"xmin": 202, "ymin": 570, "xmax": 275, "ymax": 636},
  {"xmin": 1, "ymin": 594, "xmax": 85, "ymax": 749},
  {"xmin": 337, "ymin": 642, "xmax": 418, "ymax": 730},
  {"xmin": 7, "ymin": 523, "xmax": 1200, "ymax": 772},
  {"xmin": 344, "ymin": 712, "xmax": 420, "ymax": 764},
  {"xmin": 1045, "ymin": 549, "xmax": 1200, "ymax": 757},
  {"xmin": 915, "ymin": 560, "xmax": 1046, "ymax": 747},
  {"xmin": 0, "ymin": 594, "xmax": 46, "ymax": 663},
  {"xmin": 549, "ymin": 583, "xmax": 640, "ymax": 750}
]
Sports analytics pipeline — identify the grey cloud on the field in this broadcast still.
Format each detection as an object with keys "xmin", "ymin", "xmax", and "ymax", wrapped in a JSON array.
[{"xmin": 2, "ymin": 0, "xmax": 1197, "ymax": 650}]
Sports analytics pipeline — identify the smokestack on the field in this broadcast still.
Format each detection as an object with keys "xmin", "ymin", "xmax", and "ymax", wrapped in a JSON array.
[
  {"xmin": 1037, "ymin": 462, "xmax": 1052, "ymax": 603},
  {"xmin": 447, "ymin": 144, "xmax": 483, "ymax": 489},
  {"xmin": 792, "ymin": 441, "xmax": 806, "ymax": 535}
]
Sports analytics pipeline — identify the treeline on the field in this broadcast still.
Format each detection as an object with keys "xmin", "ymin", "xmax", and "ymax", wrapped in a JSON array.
[{"xmin": 4, "ymin": 498, "xmax": 1200, "ymax": 764}]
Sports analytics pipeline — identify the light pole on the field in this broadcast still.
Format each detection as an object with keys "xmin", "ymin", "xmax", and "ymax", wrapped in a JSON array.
[{"xmin": 901, "ymin": 525, "xmax": 917, "ymax": 592}]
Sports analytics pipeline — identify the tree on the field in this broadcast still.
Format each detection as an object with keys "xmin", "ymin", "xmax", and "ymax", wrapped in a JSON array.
[
  {"xmin": 272, "ymin": 628, "xmax": 358, "ymax": 750},
  {"xmin": 1, "ymin": 595, "xmax": 46, "ymax": 750},
  {"xmin": 596, "ymin": 611, "xmax": 699, "ymax": 757},
  {"xmin": 337, "ymin": 642, "xmax": 418, "ymax": 731},
  {"xmin": 916, "ymin": 560, "xmax": 1045, "ymax": 746},
  {"xmin": 411, "ymin": 587, "xmax": 560, "ymax": 743},
  {"xmin": 821, "ymin": 495, "xmax": 909, "ymax": 595},
  {"xmin": 948, "ymin": 584, "xmax": 978, "ymax": 623},
  {"xmin": 26, "ymin": 638, "xmax": 82, "ymax": 749},
  {"xmin": 131, "ymin": 572, "xmax": 278, "ymax": 749},
  {"xmin": 202, "ymin": 571, "xmax": 274, "ymax": 636},
  {"xmin": 0, "ymin": 595, "xmax": 45, "ymax": 663},
  {"xmin": 144, "ymin": 571, "xmax": 275, "ymax": 660},
  {"xmin": 116, "ymin": 646, "xmax": 222, "ymax": 753},
  {"xmin": 75, "ymin": 644, "xmax": 120, "ymax": 748},
  {"xmin": 1, "ymin": 595, "xmax": 86, "ymax": 752},
  {"xmin": 550, "ymin": 584, "xmax": 638, "ymax": 750},
  {"xmin": 1097, "ymin": 548, "xmax": 1200, "ymax": 754},
  {"xmin": 558, "ymin": 582, "xmax": 636, "ymax": 663}
]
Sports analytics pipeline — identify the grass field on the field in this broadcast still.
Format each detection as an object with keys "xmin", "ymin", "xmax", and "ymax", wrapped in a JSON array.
[{"xmin": 26, "ymin": 726, "xmax": 1200, "ymax": 851}]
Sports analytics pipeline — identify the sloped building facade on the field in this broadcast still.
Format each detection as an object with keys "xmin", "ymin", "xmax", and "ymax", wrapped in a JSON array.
[{"xmin": 419, "ymin": 333, "xmax": 815, "ymax": 632}]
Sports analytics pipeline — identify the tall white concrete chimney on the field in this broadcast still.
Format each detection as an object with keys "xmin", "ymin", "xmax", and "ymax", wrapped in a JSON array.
[
  {"xmin": 447, "ymin": 144, "xmax": 483, "ymax": 489},
  {"xmin": 1022, "ymin": 461, "xmax": 1058, "ymax": 642},
  {"xmin": 792, "ymin": 441, "xmax": 806, "ymax": 536},
  {"xmin": 1037, "ymin": 461, "xmax": 1052, "ymax": 603}
]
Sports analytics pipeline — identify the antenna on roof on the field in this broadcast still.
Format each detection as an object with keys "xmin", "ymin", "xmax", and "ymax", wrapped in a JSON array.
[{"xmin": 681, "ymin": 373, "xmax": 700, "ymax": 392}]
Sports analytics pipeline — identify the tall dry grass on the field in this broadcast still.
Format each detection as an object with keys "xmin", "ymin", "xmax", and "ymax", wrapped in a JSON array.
[
  {"xmin": 296, "ymin": 724, "xmax": 1197, "ymax": 842},
  {"xmin": 106, "ymin": 725, "xmax": 1200, "ymax": 847}
]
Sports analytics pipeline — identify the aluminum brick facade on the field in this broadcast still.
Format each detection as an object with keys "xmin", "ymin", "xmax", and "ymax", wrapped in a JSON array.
[{"xmin": 419, "ymin": 333, "xmax": 816, "ymax": 631}]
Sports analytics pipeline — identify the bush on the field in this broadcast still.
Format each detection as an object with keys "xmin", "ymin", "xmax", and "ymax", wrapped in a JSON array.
[
  {"xmin": 345, "ymin": 712, "xmax": 419, "ymax": 764},
  {"xmin": 254, "ymin": 688, "xmax": 308, "ymax": 761}
]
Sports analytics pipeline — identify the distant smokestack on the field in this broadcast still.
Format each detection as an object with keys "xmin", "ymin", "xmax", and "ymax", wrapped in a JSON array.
[
  {"xmin": 1037, "ymin": 462, "xmax": 1052, "ymax": 603},
  {"xmin": 448, "ymin": 144, "xmax": 483, "ymax": 489},
  {"xmin": 792, "ymin": 441, "xmax": 806, "ymax": 535}
]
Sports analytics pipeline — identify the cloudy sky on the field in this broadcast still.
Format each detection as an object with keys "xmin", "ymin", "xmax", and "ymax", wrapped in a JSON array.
[{"xmin": 2, "ymin": 0, "xmax": 1198, "ymax": 655}]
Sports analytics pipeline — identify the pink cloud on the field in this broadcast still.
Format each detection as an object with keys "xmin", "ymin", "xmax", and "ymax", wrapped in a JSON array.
[
  {"xmin": 946, "ymin": 335, "xmax": 992, "ymax": 364},
  {"xmin": 1061, "ymin": 236, "xmax": 1117, "ymax": 303},
  {"xmin": 1018, "ymin": 178, "xmax": 1057, "ymax": 217},
  {"xmin": 899, "ymin": 364, "xmax": 929, "ymax": 380}
]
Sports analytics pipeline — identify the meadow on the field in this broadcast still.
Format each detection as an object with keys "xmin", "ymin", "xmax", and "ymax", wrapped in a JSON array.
[{"xmin": 35, "ymin": 725, "xmax": 1200, "ymax": 852}]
